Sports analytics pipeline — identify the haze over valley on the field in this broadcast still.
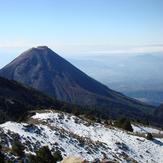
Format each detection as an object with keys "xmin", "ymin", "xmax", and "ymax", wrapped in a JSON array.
[{"xmin": 68, "ymin": 52, "xmax": 163, "ymax": 106}]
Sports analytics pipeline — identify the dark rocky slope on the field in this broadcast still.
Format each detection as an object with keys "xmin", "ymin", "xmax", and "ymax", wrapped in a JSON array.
[
  {"xmin": 154, "ymin": 104, "xmax": 163, "ymax": 124},
  {"xmin": 0, "ymin": 76, "xmax": 62, "ymax": 123}
]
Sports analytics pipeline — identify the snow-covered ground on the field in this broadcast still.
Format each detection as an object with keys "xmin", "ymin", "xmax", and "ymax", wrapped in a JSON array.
[
  {"xmin": 132, "ymin": 124, "xmax": 163, "ymax": 134},
  {"xmin": 0, "ymin": 110, "xmax": 163, "ymax": 163}
]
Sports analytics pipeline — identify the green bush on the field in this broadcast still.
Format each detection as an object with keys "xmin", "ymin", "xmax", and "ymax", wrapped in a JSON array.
[
  {"xmin": 12, "ymin": 140, "xmax": 25, "ymax": 157},
  {"xmin": 28, "ymin": 154, "xmax": 38, "ymax": 163},
  {"xmin": 146, "ymin": 133, "xmax": 153, "ymax": 140},
  {"xmin": 28, "ymin": 146, "xmax": 62, "ymax": 163},
  {"xmin": 96, "ymin": 118, "xmax": 101, "ymax": 123},
  {"xmin": 115, "ymin": 118, "xmax": 133, "ymax": 132},
  {"xmin": 36, "ymin": 146, "xmax": 54, "ymax": 163},
  {"xmin": 0, "ymin": 151, "xmax": 5, "ymax": 163},
  {"xmin": 53, "ymin": 150, "xmax": 63, "ymax": 162},
  {"xmin": 122, "ymin": 120, "xmax": 133, "ymax": 132}
]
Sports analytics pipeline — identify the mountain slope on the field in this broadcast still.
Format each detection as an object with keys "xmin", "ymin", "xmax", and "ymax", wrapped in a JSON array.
[
  {"xmin": 0, "ymin": 76, "xmax": 62, "ymax": 123},
  {"xmin": 0, "ymin": 110, "xmax": 163, "ymax": 163},
  {"xmin": 154, "ymin": 104, "xmax": 163, "ymax": 124},
  {"xmin": 0, "ymin": 46, "xmax": 155, "ymax": 120}
]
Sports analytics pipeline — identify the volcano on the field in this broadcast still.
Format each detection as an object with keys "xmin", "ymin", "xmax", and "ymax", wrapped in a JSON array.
[{"xmin": 0, "ymin": 46, "xmax": 155, "ymax": 119}]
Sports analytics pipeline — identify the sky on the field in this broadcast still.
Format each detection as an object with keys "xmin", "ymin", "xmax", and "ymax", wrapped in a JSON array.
[{"xmin": 0, "ymin": 0, "xmax": 163, "ymax": 67}]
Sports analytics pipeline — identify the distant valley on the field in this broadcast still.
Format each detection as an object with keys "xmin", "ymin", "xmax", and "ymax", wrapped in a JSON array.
[{"xmin": 68, "ymin": 53, "xmax": 163, "ymax": 106}]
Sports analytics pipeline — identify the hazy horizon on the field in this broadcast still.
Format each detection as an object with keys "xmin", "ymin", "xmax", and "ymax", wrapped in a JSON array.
[{"xmin": 0, "ymin": 0, "xmax": 163, "ymax": 57}]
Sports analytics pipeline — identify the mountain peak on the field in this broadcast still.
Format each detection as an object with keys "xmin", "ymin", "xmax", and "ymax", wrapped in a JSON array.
[
  {"xmin": 20, "ymin": 46, "xmax": 58, "ymax": 59},
  {"xmin": 27, "ymin": 46, "xmax": 51, "ymax": 54},
  {"xmin": 0, "ymin": 47, "xmax": 154, "ymax": 120},
  {"xmin": 36, "ymin": 46, "xmax": 49, "ymax": 49},
  {"xmin": 29, "ymin": 46, "xmax": 50, "ymax": 53}
]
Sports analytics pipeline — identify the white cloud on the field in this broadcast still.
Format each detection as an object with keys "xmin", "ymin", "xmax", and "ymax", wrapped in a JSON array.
[
  {"xmin": 86, "ymin": 44, "xmax": 163, "ymax": 55},
  {"xmin": 0, "ymin": 40, "xmax": 163, "ymax": 56}
]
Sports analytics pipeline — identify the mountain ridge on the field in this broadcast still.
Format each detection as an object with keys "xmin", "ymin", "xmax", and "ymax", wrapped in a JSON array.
[
  {"xmin": 0, "ymin": 46, "xmax": 156, "ymax": 121},
  {"xmin": 0, "ymin": 76, "xmax": 63, "ymax": 123}
]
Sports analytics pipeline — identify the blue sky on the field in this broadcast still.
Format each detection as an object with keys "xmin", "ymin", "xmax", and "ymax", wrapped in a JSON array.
[{"xmin": 0, "ymin": 0, "xmax": 163, "ymax": 61}]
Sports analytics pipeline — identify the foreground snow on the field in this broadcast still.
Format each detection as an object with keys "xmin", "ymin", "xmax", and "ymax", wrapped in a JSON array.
[
  {"xmin": 132, "ymin": 124, "xmax": 163, "ymax": 134},
  {"xmin": 0, "ymin": 110, "xmax": 163, "ymax": 163}
]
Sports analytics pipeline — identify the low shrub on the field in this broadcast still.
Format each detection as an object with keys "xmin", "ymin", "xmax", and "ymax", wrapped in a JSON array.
[
  {"xmin": 146, "ymin": 133, "xmax": 153, "ymax": 140},
  {"xmin": 115, "ymin": 118, "xmax": 133, "ymax": 132},
  {"xmin": 12, "ymin": 140, "xmax": 25, "ymax": 157}
]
